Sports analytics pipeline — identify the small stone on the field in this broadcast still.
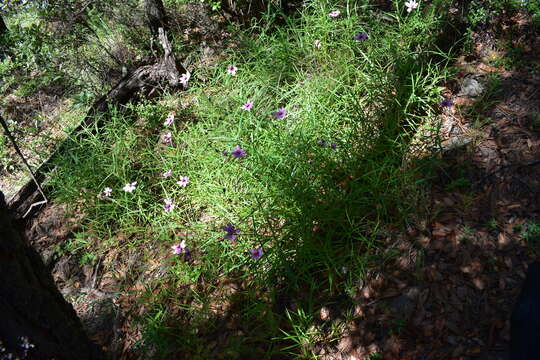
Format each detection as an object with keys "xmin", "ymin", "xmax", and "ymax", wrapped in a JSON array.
[
  {"xmin": 472, "ymin": 277, "xmax": 485, "ymax": 290},
  {"xmin": 320, "ymin": 306, "xmax": 330, "ymax": 321},
  {"xmin": 460, "ymin": 77, "xmax": 484, "ymax": 97}
]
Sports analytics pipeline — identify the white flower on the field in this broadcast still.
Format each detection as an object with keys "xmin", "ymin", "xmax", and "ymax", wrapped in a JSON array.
[
  {"xmin": 161, "ymin": 132, "xmax": 172, "ymax": 143},
  {"xmin": 313, "ymin": 40, "xmax": 321, "ymax": 49},
  {"xmin": 227, "ymin": 65, "xmax": 238, "ymax": 75},
  {"xmin": 180, "ymin": 72, "xmax": 190, "ymax": 86},
  {"xmin": 123, "ymin": 182, "xmax": 137, "ymax": 193},
  {"xmin": 163, "ymin": 198, "xmax": 175, "ymax": 212},
  {"xmin": 102, "ymin": 187, "xmax": 112, "ymax": 197},
  {"xmin": 405, "ymin": 0, "xmax": 418, "ymax": 13},
  {"xmin": 164, "ymin": 113, "xmax": 175, "ymax": 126}
]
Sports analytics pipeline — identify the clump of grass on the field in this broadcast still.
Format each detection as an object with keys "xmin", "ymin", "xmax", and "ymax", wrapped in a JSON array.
[
  {"xmin": 522, "ymin": 221, "xmax": 540, "ymax": 244},
  {"xmin": 47, "ymin": 0, "xmax": 455, "ymax": 357}
]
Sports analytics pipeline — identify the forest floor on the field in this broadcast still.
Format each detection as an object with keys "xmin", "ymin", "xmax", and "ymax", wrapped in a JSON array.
[
  {"xmin": 0, "ymin": 91, "xmax": 83, "ymax": 202},
  {"xmin": 15, "ymin": 4, "xmax": 540, "ymax": 360}
]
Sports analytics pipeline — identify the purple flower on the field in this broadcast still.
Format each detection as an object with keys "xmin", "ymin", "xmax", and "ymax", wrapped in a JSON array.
[
  {"xmin": 439, "ymin": 98, "xmax": 453, "ymax": 107},
  {"xmin": 102, "ymin": 187, "xmax": 112, "ymax": 197},
  {"xmin": 162, "ymin": 170, "xmax": 172, "ymax": 178},
  {"xmin": 328, "ymin": 10, "xmax": 340, "ymax": 18},
  {"xmin": 330, "ymin": 143, "xmax": 337, "ymax": 150},
  {"xmin": 249, "ymin": 247, "xmax": 264, "ymax": 260},
  {"xmin": 176, "ymin": 176, "xmax": 189, "ymax": 187},
  {"xmin": 161, "ymin": 132, "xmax": 172, "ymax": 143},
  {"xmin": 164, "ymin": 113, "xmax": 175, "ymax": 126},
  {"xmin": 231, "ymin": 145, "xmax": 247, "ymax": 159},
  {"xmin": 222, "ymin": 224, "xmax": 240, "ymax": 241},
  {"xmin": 227, "ymin": 65, "xmax": 238, "ymax": 75},
  {"xmin": 272, "ymin": 107, "xmax": 287, "ymax": 119},
  {"xmin": 123, "ymin": 182, "xmax": 137, "ymax": 193},
  {"xmin": 241, "ymin": 100, "xmax": 254, "ymax": 111},
  {"xmin": 163, "ymin": 198, "xmax": 175, "ymax": 212},
  {"xmin": 183, "ymin": 247, "xmax": 193, "ymax": 262},
  {"xmin": 171, "ymin": 240, "xmax": 186, "ymax": 254},
  {"xmin": 317, "ymin": 139, "xmax": 326, "ymax": 147},
  {"xmin": 353, "ymin": 32, "xmax": 368, "ymax": 41}
]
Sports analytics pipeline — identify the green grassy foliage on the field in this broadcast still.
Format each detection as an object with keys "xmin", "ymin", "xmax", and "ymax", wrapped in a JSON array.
[
  {"xmin": 0, "ymin": 1, "xmax": 146, "ymax": 99},
  {"xmin": 523, "ymin": 221, "xmax": 540, "ymax": 245},
  {"xmin": 46, "ymin": 0, "xmax": 455, "ymax": 358},
  {"xmin": 466, "ymin": 0, "xmax": 539, "ymax": 27}
]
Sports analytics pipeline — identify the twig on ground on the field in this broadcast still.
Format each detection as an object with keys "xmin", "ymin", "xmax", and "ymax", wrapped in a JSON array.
[{"xmin": 0, "ymin": 114, "xmax": 48, "ymax": 215}]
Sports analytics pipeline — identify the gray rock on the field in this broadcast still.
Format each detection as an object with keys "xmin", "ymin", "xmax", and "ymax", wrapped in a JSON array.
[
  {"xmin": 460, "ymin": 77, "xmax": 485, "ymax": 97},
  {"xmin": 442, "ymin": 136, "xmax": 473, "ymax": 152}
]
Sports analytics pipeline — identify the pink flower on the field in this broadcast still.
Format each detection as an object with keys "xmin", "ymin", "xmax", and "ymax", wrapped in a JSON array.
[
  {"xmin": 161, "ymin": 132, "xmax": 172, "ymax": 143},
  {"xmin": 123, "ymin": 182, "xmax": 137, "ymax": 193},
  {"xmin": 177, "ymin": 176, "xmax": 189, "ymax": 187},
  {"xmin": 241, "ymin": 100, "xmax": 254, "ymax": 111},
  {"xmin": 164, "ymin": 113, "xmax": 175, "ymax": 126},
  {"xmin": 171, "ymin": 240, "xmax": 186, "ymax": 254},
  {"xmin": 328, "ymin": 10, "xmax": 340, "ymax": 18},
  {"xmin": 227, "ymin": 65, "xmax": 238, "ymax": 75},
  {"xmin": 162, "ymin": 170, "xmax": 172, "ymax": 178},
  {"xmin": 163, "ymin": 198, "xmax": 175, "ymax": 212}
]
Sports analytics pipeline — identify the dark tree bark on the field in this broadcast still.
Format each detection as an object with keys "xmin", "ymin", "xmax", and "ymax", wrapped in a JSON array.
[
  {"xmin": 144, "ymin": 0, "xmax": 167, "ymax": 37},
  {"xmin": 0, "ymin": 191, "xmax": 104, "ymax": 360},
  {"xmin": 1, "ymin": 13, "xmax": 10, "ymax": 59},
  {"xmin": 0, "ymin": 13, "xmax": 7, "ymax": 36}
]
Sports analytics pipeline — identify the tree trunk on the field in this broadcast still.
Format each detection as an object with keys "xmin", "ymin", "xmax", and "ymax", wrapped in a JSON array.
[
  {"xmin": 0, "ymin": 13, "xmax": 7, "ymax": 36},
  {"xmin": 144, "ymin": 0, "xmax": 167, "ymax": 37},
  {"xmin": 1, "ymin": 13, "xmax": 9, "ymax": 59},
  {"xmin": 0, "ymin": 191, "xmax": 104, "ymax": 360}
]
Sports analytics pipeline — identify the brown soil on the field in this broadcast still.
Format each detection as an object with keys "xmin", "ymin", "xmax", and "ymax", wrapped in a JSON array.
[{"xmin": 0, "ymin": 86, "xmax": 82, "ymax": 203}]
